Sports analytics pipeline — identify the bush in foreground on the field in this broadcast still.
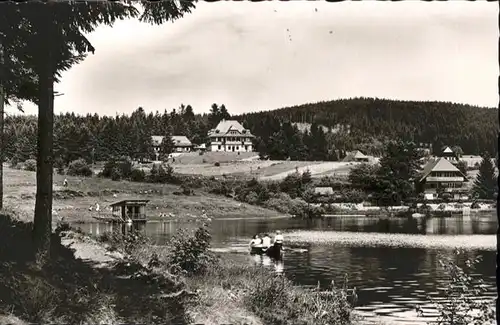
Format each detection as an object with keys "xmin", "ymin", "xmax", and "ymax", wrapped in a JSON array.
[
  {"xmin": 245, "ymin": 273, "xmax": 357, "ymax": 325},
  {"xmin": 168, "ymin": 225, "xmax": 216, "ymax": 276},
  {"xmin": 416, "ymin": 250, "xmax": 495, "ymax": 325}
]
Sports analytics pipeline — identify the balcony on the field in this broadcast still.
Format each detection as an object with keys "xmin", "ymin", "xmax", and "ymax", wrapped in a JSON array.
[
  {"xmin": 426, "ymin": 176, "xmax": 464, "ymax": 182},
  {"xmin": 112, "ymin": 213, "xmax": 146, "ymax": 220},
  {"xmin": 210, "ymin": 141, "xmax": 252, "ymax": 145}
]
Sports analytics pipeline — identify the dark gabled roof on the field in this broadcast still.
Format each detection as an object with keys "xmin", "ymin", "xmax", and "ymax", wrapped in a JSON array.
[
  {"xmin": 110, "ymin": 199, "xmax": 150, "ymax": 207},
  {"xmin": 171, "ymin": 136, "xmax": 193, "ymax": 147},
  {"xmin": 419, "ymin": 157, "xmax": 466, "ymax": 182},
  {"xmin": 342, "ymin": 150, "xmax": 369, "ymax": 162}
]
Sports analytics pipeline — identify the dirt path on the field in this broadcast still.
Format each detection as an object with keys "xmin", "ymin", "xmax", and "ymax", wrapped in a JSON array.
[
  {"xmin": 259, "ymin": 162, "xmax": 356, "ymax": 181},
  {"xmin": 59, "ymin": 231, "xmax": 263, "ymax": 325},
  {"xmin": 59, "ymin": 232, "xmax": 124, "ymax": 268}
]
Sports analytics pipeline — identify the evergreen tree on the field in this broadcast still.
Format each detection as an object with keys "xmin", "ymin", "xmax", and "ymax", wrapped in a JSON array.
[
  {"xmin": 208, "ymin": 103, "xmax": 220, "ymax": 127},
  {"xmin": 183, "ymin": 104, "xmax": 195, "ymax": 121},
  {"xmin": 376, "ymin": 141, "xmax": 424, "ymax": 206},
  {"xmin": 219, "ymin": 104, "xmax": 231, "ymax": 120},
  {"xmin": 456, "ymin": 160, "xmax": 468, "ymax": 176},
  {"xmin": 160, "ymin": 132, "xmax": 175, "ymax": 160},
  {"xmin": 472, "ymin": 154, "xmax": 497, "ymax": 200}
]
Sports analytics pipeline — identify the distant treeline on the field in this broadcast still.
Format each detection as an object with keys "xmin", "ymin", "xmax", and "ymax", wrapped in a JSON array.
[
  {"xmin": 3, "ymin": 97, "xmax": 497, "ymax": 165},
  {"xmin": 240, "ymin": 97, "xmax": 498, "ymax": 158}
]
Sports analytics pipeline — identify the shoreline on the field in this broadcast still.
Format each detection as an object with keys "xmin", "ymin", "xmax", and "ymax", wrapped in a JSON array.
[{"xmin": 68, "ymin": 214, "xmax": 291, "ymax": 225}]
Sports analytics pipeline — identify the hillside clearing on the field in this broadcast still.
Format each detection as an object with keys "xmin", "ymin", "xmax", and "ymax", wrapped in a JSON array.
[
  {"xmin": 259, "ymin": 162, "xmax": 359, "ymax": 181},
  {"xmin": 3, "ymin": 167, "xmax": 281, "ymax": 224}
]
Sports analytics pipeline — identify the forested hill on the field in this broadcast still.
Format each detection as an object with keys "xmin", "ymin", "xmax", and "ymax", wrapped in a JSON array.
[
  {"xmin": 3, "ymin": 98, "xmax": 497, "ymax": 165},
  {"xmin": 238, "ymin": 97, "xmax": 498, "ymax": 157}
]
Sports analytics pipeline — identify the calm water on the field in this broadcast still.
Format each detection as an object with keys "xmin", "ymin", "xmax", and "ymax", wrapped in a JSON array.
[{"xmin": 76, "ymin": 214, "xmax": 497, "ymax": 324}]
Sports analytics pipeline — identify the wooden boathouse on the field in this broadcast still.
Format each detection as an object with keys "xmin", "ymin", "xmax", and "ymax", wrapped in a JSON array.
[
  {"xmin": 111, "ymin": 199, "xmax": 149, "ymax": 222},
  {"xmin": 93, "ymin": 199, "xmax": 150, "ymax": 223}
]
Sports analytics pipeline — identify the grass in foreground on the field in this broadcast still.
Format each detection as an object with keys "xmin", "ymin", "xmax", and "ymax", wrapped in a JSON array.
[
  {"xmin": 96, "ymin": 223, "xmax": 360, "ymax": 325},
  {"xmin": 2, "ymin": 210, "xmax": 491, "ymax": 325},
  {"xmin": 0, "ymin": 212, "xmax": 192, "ymax": 325}
]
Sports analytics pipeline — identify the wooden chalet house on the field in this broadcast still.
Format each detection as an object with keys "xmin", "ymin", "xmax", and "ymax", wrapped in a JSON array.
[
  {"xmin": 151, "ymin": 135, "xmax": 193, "ymax": 160},
  {"xmin": 416, "ymin": 157, "xmax": 468, "ymax": 200}
]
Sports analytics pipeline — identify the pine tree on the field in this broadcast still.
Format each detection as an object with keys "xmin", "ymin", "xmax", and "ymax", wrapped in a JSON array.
[
  {"xmin": 183, "ymin": 104, "xmax": 195, "ymax": 121},
  {"xmin": 376, "ymin": 141, "xmax": 424, "ymax": 205},
  {"xmin": 472, "ymin": 154, "xmax": 497, "ymax": 200},
  {"xmin": 160, "ymin": 132, "xmax": 175, "ymax": 160},
  {"xmin": 208, "ymin": 103, "xmax": 220, "ymax": 127},
  {"xmin": 219, "ymin": 104, "xmax": 231, "ymax": 120}
]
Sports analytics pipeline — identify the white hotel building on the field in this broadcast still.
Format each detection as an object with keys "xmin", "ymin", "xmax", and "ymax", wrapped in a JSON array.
[{"xmin": 208, "ymin": 119, "xmax": 254, "ymax": 152}]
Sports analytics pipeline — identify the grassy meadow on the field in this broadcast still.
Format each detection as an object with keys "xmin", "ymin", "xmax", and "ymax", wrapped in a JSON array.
[{"xmin": 2, "ymin": 166, "xmax": 283, "ymax": 224}]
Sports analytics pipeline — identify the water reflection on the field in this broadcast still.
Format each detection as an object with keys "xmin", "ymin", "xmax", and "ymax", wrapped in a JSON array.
[
  {"xmin": 251, "ymin": 254, "xmax": 284, "ymax": 274},
  {"xmin": 77, "ymin": 213, "xmax": 497, "ymax": 244}
]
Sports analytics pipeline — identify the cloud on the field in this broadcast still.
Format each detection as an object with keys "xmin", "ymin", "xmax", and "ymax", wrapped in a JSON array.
[{"xmin": 7, "ymin": 1, "xmax": 498, "ymax": 116}]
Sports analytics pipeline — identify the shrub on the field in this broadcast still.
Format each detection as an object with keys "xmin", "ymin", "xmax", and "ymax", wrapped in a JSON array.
[
  {"xmin": 9, "ymin": 157, "xmax": 19, "ymax": 168},
  {"xmin": 110, "ymin": 167, "xmax": 122, "ymax": 181},
  {"xmin": 245, "ymin": 191, "xmax": 259, "ymax": 205},
  {"xmin": 348, "ymin": 163, "xmax": 380, "ymax": 191},
  {"xmin": 130, "ymin": 168, "xmax": 146, "ymax": 182},
  {"xmin": 24, "ymin": 159, "xmax": 36, "ymax": 171},
  {"xmin": 67, "ymin": 159, "xmax": 92, "ymax": 177},
  {"xmin": 416, "ymin": 251, "xmax": 495, "ymax": 325},
  {"xmin": 279, "ymin": 171, "xmax": 311, "ymax": 198},
  {"xmin": 289, "ymin": 198, "xmax": 324, "ymax": 219},
  {"xmin": 98, "ymin": 229, "xmax": 148, "ymax": 255},
  {"xmin": 168, "ymin": 225, "xmax": 216, "ymax": 276},
  {"xmin": 180, "ymin": 183, "xmax": 194, "ymax": 196},
  {"xmin": 54, "ymin": 158, "xmax": 66, "ymax": 175},
  {"xmin": 149, "ymin": 164, "xmax": 174, "ymax": 183},
  {"xmin": 264, "ymin": 192, "xmax": 294, "ymax": 214},
  {"xmin": 208, "ymin": 180, "xmax": 233, "ymax": 197},
  {"xmin": 100, "ymin": 157, "xmax": 132, "ymax": 180},
  {"xmin": 245, "ymin": 272, "xmax": 357, "ymax": 325}
]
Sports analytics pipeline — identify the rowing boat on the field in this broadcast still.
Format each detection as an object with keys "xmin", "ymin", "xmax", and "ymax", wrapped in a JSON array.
[{"xmin": 250, "ymin": 243, "xmax": 283, "ymax": 259}]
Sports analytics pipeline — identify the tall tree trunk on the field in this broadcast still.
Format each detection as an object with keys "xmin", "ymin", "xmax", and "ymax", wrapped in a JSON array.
[
  {"xmin": 497, "ymin": 1, "xmax": 500, "ymax": 322},
  {"xmin": 0, "ymin": 40, "xmax": 4, "ymax": 211},
  {"xmin": 32, "ymin": 5, "xmax": 55, "ymax": 266}
]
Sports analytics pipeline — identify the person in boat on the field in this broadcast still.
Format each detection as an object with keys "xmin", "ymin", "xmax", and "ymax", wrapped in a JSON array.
[
  {"xmin": 274, "ymin": 230, "xmax": 284, "ymax": 250},
  {"xmin": 261, "ymin": 233, "xmax": 272, "ymax": 249},
  {"xmin": 249, "ymin": 234, "xmax": 262, "ymax": 247}
]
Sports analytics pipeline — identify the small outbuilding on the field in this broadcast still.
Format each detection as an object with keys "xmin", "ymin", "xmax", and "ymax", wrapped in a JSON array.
[
  {"xmin": 342, "ymin": 150, "xmax": 370, "ymax": 163},
  {"xmin": 314, "ymin": 187, "xmax": 334, "ymax": 196},
  {"xmin": 110, "ymin": 199, "xmax": 150, "ymax": 222}
]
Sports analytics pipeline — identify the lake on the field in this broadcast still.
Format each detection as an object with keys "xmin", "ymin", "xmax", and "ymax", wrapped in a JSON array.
[{"xmin": 76, "ymin": 214, "xmax": 497, "ymax": 325}]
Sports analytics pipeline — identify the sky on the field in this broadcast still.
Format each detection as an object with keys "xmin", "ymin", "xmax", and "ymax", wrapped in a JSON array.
[{"xmin": 7, "ymin": 1, "xmax": 499, "ymax": 116}]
